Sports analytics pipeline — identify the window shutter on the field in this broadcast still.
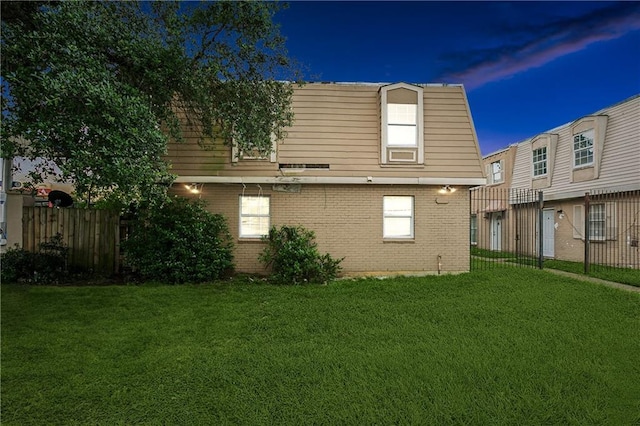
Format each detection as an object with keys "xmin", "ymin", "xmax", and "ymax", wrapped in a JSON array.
[
  {"xmin": 485, "ymin": 164, "xmax": 491, "ymax": 184},
  {"xmin": 605, "ymin": 202, "xmax": 617, "ymax": 240},
  {"xmin": 573, "ymin": 205, "xmax": 584, "ymax": 239},
  {"xmin": 499, "ymin": 160, "xmax": 504, "ymax": 182}
]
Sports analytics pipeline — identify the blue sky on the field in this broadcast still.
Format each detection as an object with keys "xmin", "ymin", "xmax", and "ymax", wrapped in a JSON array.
[{"xmin": 275, "ymin": 1, "xmax": 640, "ymax": 155}]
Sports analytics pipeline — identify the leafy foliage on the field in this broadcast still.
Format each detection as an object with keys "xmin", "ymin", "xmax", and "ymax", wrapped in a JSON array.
[
  {"xmin": 260, "ymin": 225, "xmax": 343, "ymax": 284},
  {"xmin": 123, "ymin": 197, "xmax": 234, "ymax": 283},
  {"xmin": 1, "ymin": 1, "xmax": 298, "ymax": 205},
  {"xmin": 0, "ymin": 233, "xmax": 69, "ymax": 284}
]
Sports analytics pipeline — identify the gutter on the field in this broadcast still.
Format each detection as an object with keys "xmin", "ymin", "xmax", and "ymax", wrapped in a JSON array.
[{"xmin": 174, "ymin": 176, "xmax": 487, "ymax": 186}]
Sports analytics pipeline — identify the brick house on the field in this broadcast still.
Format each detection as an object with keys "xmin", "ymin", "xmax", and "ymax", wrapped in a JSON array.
[{"xmin": 166, "ymin": 82, "xmax": 486, "ymax": 276}]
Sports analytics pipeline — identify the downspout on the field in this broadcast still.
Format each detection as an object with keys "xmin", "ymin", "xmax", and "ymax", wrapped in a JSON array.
[{"xmin": 437, "ymin": 254, "xmax": 442, "ymax": 275}]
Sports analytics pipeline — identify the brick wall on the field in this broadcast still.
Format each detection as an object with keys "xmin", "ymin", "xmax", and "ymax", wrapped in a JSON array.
[{"xmin": 175, "ymin": 184, "xmax": 470, "ymax": 276}]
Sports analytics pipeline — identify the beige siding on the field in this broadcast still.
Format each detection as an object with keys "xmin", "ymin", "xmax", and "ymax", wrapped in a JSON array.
[
  {"xmin": 166, "ymin": 83, "xmax": 484, "ymax": 180},
  {"xmin": 172, "ymin": 184, "xmax": 471, "ymax": 275},
  {"xmin": 511, "ymin": 95, "xmax": 640, "ymax": 197}
]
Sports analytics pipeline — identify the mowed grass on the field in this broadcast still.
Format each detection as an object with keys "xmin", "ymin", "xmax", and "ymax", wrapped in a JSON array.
[
  {"xmin": 544, "ymin": 259, "xmax": 640, "ymax": 287},
  {"xmin": 2, "ymin": 269, "xmax": 639, "ymax": 424}
]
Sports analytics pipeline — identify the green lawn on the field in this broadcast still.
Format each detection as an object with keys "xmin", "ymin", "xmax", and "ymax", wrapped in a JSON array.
[
  {"xmin": 544, "ymin": 259, "xmax": 640, "ymax": 287},
  {"xmin": 2, "ymin": 269, "xmax": 639, "ymax": 424}
]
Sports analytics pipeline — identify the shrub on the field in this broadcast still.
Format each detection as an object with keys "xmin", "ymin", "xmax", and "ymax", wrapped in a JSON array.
[
  {"xmin": 259, "ymin": 225, "xmax": 343, "ymax": 284},
  {"xmin": 122, "ymin": 197, "xmax": 234, "ymax": 283},
  {"xmin": 0, "ymin": 234, "xmax": 69, "ymax": 284}
]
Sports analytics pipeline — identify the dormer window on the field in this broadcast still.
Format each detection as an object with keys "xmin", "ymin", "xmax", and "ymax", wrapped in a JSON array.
[
  {"xmin": 573, "ymin": 129, "xmax": 594, "ymax": 168},
  {"xmin": 488, "ymin": 160, "xmax": 503, "ymax": 184},
  {"xmin": 387, "ymin": 104, "xmax": 418, "ymax": 146},
  {"xmin": 380, "ymin": 83, "xmax": 424, "ymax": 164},
  {"xmin": 532, "ymin": 147, "xmax": 547, "ymax": 177}
]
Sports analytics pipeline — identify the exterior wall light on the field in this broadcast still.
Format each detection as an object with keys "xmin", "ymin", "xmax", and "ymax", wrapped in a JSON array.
[
  {"xmin": 438, "ymin": 185, "xmax": 456, "ymax": 194},
  {"xmin": 184, "ymin": 183, "xmax": 201, "ymax": 194}
]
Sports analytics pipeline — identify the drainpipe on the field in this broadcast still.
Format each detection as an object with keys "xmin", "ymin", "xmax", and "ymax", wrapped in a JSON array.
[{"xmin": 437, "ymin": 254, "xmax": 442, "ymax": 275}]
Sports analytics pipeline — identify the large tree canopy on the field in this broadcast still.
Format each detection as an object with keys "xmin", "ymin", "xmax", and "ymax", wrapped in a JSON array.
[{"xmin": 1, "ymin": 0, "xmax": 297, "ymax": 205}]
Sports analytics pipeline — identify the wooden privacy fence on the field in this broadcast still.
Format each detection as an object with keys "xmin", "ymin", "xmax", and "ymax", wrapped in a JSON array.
[{"xmin": 22, "ymin": 207, "xmax": 121, "ymax": 274}]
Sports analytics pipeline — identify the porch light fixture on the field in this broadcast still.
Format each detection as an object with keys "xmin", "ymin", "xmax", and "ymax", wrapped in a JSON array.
[
  {"xmin": 184, "ymin": 183, "xmax": 201, "ymax": 194},
  {"xmin": 438, "ymin": 185, "xmax": 456, "ymax": 194}
]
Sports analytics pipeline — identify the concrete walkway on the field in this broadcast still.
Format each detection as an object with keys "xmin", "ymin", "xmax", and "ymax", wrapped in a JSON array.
[{"xmin": 545, "ymin": 268, "xmax": 640, "ymax": 293}]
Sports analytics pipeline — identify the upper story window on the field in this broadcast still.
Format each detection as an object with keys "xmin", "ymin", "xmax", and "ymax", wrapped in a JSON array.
[
  {"xmin": 573, "ymin": 129, "xmax": 594, "ymax": 168},
  {"xmin": 380, "ymin": 83, "xmax": 424, "ymax": 165},
  {"xmin": 532, "ymin": 147, "xmax": 547, "ymax": 177},
  {"xmin": 232, "ymin": 136, "xmax": 277, "ymax": 163},
  {"xmin": 387, "ymin": 104, "xmax": 418, "ymax": 146},
  {"xmin": 488, "ymin": 160, "xmax": 503, "ymax": 184}
]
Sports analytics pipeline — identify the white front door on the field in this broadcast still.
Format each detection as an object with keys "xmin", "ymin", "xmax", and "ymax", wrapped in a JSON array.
[
  {"xmin": 543, "ymin": 209, "xmax": 555, "ymax": 257},
  {"xmin": 490, "ymin": 213, "xmax": 502, "ymax": 251}
]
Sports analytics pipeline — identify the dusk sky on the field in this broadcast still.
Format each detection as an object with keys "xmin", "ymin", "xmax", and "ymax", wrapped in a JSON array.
[{"xmin": 274, "ymin": 1, "xmax": 640, "ymax": 156}]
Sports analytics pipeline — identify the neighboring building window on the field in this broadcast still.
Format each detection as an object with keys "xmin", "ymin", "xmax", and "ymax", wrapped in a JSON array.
[
  {"xmin": 387, "ymin": 104, "xmax": 418, "ymax": 146},
  {"xmin": 589, "ymin": 203, "xmax": 605, "ymax": 241},
  {"xmin": 383, "ymin": 196, "xmax": 414, "ymax": 239},
  {"xmin": 573, "ymin": 129, "xmax": 594, "ymax": 167},
  {"xmin": 239, "ymin": 196, "xmax": 270, "ymax": 238},
  {"xmin": 532, "ymin": 147, "xmax": 547, "ymax": 177},
  {"xmin": 470, "ymin": 214, "xmax": 478, "ymax": 245},
  {"xmin": 490, "ymin": 160, "xmax": 503, "ymax": 183},
  {"xmin": 572, "ymin": 202, "xmax": 617, "ymax": 241}
]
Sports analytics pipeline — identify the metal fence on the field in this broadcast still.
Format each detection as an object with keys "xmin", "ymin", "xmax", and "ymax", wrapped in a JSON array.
[
  {"xmin": 470, "ymin": 187, "xmax": 543, "ymax": 270},
  {"xmin": 470, "ymin": 188, "xmax": 640, "ymax": 272},
  {"xmin": 584, "ymin": 189, "xmax": 640, "ymax": 272}
]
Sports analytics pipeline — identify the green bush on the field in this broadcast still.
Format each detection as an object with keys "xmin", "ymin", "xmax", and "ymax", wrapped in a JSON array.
[
  {"xmin": 1, "ymin": 234, "xmax": 69, "ymax": 284},
  {"xmin": 122, "ymin": 197, "xmax": 234, "ymax": 284},
  {"xmin": 259, "ymin": 225, "xmax": 343, "ymax": 284}
]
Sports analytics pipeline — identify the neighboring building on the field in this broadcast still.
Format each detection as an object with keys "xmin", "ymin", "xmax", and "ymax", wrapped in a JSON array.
[
  {"xmin": 1, "ymin": 157, "xmax": 74, "ymax": 249},
  {"xmin": 166, "ymin": 82, "xmax": 486, "ymax": 276},
  {"xmin": 478, "ymin": 94, "xmax": 640, "ymax": 267},
  {"xmin": 471, "ymin": 144, "xmax": 518, "ymax": 252}
]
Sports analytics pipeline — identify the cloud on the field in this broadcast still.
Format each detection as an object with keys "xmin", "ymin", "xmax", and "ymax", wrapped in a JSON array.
[{"xmin": 440, "ymin": 2, "xmax": 640, "ymax": 91}]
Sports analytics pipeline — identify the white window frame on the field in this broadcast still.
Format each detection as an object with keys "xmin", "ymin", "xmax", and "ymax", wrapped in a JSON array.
[
  {"xmin": 470, "ymin": 214, "xmax": 478, "ymax": 245},
  {"xmin": 239, "ymin": 195, "xmax": 270, "ymax": 238},
  {"xmin": 573, "ymin": 129, "xmax": 594, "ymax": 168},
  {"xmin": 387, "ymin": 103, "xmax": 418, "ymax": 147},
  {"xmin": 380, "ymin": 83, "xmax": 424, "ymax": 165},
  {"xmin": 383, "ymin": 196, "xmax": 414, "ymax": 239},
  {"xmin": 572, "ymin": 202, "xmax": 617, "ymax": 241},
  {"xmin": 532, "ymin": 146, "xmax": 547, "ymax": 177},
  {"xmin": 232, "ymin": 135, "xmax": 277, "ymax": 163},
  {"xmin": 487, "ymin": 160, "xmax": 503, "ymax": 184}
]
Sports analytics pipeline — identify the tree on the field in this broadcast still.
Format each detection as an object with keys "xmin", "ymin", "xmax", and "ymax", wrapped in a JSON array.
[{"xmin": 1, "ymin": 1, "xmax": 298, "ymax": 205}]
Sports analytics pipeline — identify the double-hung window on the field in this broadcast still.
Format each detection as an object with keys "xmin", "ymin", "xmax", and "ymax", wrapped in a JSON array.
[
  {"xmin": 387, "ymin": 104, "xmax": 418, "ymax": 146},
  {"xmin": 573, "ymin": 129, "xmax": 594, "ymax": 167},
  {"xmin": 239, "ymin": 196, "xmax": 270, "ymax": 238},
  {"xmin": 589, "ymin": 203, "xmax": 606, "ymax": 241},
  {"xmin": 532, "ymin": 147, "xmax": 547, "ymax": 177},
  {"xmin": 572, "ymin": 202, "xmax": 616, "ymax": 241},
  {"xmin": 383, "ymin": 196, "xmax": 414, "ymax": 239},
  {"xmin": 490, "ymin": 160, "xmax": 503, "ymax": 184}
]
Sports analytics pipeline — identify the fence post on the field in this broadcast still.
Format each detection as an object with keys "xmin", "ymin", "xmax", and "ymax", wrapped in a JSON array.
[
  {"xmin": 584, "ymin": 192, "xmax": 590, "ymax": 274},
  {"xmin": 538, "ymin": 191, "xmax": 544, "ymax": 269}
]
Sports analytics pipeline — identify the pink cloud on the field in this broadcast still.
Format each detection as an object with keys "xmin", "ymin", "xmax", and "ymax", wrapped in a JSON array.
[{"xmin": 450, "ymin": 11, "xmax": 640, "ymax": 91}]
